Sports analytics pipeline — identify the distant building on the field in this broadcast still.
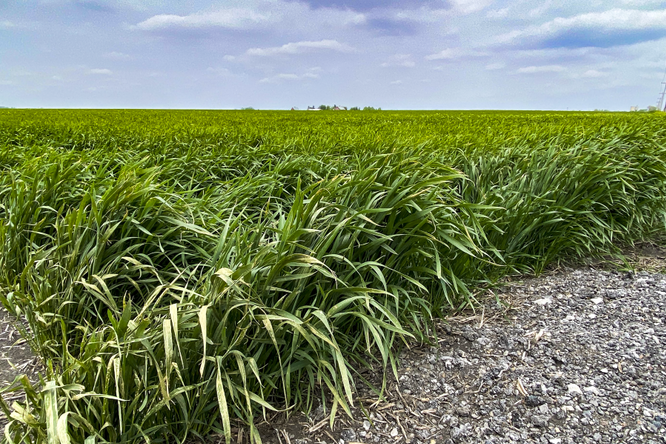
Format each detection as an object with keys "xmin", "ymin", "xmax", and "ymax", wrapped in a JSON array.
[{"xmin": 630, "ymin": 106, "xmax": 638, "ymax": 112}]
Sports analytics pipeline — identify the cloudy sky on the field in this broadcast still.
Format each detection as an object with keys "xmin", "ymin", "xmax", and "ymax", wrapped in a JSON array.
[{"xmin": 2, "ymin": 0, "xmax": 666, "ymax": 110}]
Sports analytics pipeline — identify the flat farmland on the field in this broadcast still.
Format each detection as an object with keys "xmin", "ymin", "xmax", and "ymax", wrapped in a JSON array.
[{"xmin": 0, "ymin": 110, "xmax": 665, "ymax": 443}]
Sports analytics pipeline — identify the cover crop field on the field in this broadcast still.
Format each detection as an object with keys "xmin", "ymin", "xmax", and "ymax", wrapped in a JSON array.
[{"xmin": 0, "ymin": 109, "xmax": 665, "ymax": 443}]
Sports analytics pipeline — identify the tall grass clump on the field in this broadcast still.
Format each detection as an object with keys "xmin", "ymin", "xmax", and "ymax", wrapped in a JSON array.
[{"xmin": 0, "ymin": 109, "xmax": 665, "ymax": 443}]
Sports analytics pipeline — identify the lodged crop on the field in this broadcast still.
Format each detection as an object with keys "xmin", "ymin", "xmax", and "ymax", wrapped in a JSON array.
[{"xmin": 0, "ymin": 109, "xmax": 665, "ymax": 443}]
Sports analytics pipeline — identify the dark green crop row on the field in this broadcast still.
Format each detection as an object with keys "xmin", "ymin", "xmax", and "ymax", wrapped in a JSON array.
[{"xmin": 0, "ymin": 110, "xmax": 665, "ymax": 443}]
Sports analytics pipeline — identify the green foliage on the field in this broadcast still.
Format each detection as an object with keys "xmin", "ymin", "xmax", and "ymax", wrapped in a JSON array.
[{"xmin": 0, "ymin": 109, "xmax": 665, "ymax": 443}]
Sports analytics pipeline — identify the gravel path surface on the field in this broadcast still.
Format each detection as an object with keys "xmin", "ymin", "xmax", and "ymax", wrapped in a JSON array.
[{"xmin": 254, "ymin": 266, "xmax": 666, "ymax": 444}]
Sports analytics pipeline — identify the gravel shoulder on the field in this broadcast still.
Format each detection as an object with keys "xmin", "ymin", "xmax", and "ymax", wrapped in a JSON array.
[{"xmin": 252, "ymin": 252, "xmax": 666, "ymax": 444}]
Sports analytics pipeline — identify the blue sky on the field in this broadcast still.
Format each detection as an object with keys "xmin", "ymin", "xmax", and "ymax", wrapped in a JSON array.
[{"xmin": 2, "ymin": 0, "xmax": 666, "ymax": 110}]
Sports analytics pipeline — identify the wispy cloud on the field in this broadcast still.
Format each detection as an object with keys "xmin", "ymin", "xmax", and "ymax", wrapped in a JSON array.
[
  {"xmin": 619, "ymin": 0, "xmax": 666, "ymax": 5},
  {"xmin": 496, "ymin": 8, "xmax": 666, "ymax": 48},
  {"xmin": 259, "ymin": 68, "xmax": 321, "ymax": 83},
  {"xmin": 485, "ymin": 62, "xmax": 506, "ymax": 70},
  {"xmin": 134, "ymin": 3, "xmax": 365, "ymax": 34},
  {"xmin": 0, "ymin": 20, "xmax": 16, "ymax": 29},
  {"xmin": 516, "ymin": 65, "xmax": 566, "ymax": 74},
  {"xmin": 104, "ymin": 51, "xmax": 132, "ymax": 60},
  {"xmin": 247, "ymin": 40, "xmax": 355, "ymax": 57},
  {"xmin": 206, "ymin": 67, "xmax": 233, "ymax": 77},
  {"xmin": 425, "ymin": 48, "xmax": 487, "ymax": 60},
  {"xmin": 528, "ymin": 0, "xmax": 553, "ymax": 18},
  {"xmin": 486, "ymin": 8, "xmax": 509, "ymax": 19},
  {"xmin": 136, "ymin": 8, "xmax": 270, "ymax": 31},
  {"xmin": 290, "ymin": 0, "xmax": 442, "ymax": 12},
  {"xmin": 88, "ymin": 68, "xmax": 113, "ymax": 75},
  {"xmin": 449, "ymin": 0, "xmax": 493, "ymax": 14},
  {"xmin": 579, "ymin": 69, "xmax": 608, "ymax": 78},
  {"xmin": 381, "ymin": 54, "xmax": 415, "ymax": 68}
]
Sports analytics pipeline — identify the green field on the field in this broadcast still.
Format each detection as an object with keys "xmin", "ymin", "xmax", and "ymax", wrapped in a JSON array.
[{"xmin": 1, "ymin": 109, "xmax": 665, "ymax": 443}]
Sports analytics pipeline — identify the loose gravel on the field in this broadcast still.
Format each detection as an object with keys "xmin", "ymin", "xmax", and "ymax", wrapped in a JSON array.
[{"xmin": 253, "ymin": 266, "xmax": 666, "ymax": 444}]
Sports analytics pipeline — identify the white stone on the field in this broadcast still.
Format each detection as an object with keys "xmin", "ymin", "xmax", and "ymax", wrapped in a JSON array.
[
  {"xmin": 584, "ymin": 386, "xmax": 601, "ymax": 396},
  {"xmin": 567, "ymin": 384, "xmax": 583, "ymax": 396},
  {"xmin": 591, "ymin": 297, "xmax": 603, "ymax": 304},
  {"xmin": 534, "ymin": 297, "xmax": 553, "ymax": 305}
]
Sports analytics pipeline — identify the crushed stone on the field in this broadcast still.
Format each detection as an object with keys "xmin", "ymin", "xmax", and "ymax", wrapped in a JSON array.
[{"xmin": 252, "ymin": 266, "xmax": 666, "ymax": 444}]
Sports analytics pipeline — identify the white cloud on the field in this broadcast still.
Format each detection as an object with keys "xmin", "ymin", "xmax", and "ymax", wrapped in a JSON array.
[
  {"xmin": 247, "ymin": 40, "xmax": 355, "ymax": 57},
  {"xmin": 0, "ymin": 80, "xmax": 14, "ymax": 86},
  {"xmin": 517, "ymin": 65, "xmax": 567, "ymax": 74},
  {"xmin": 134, "ymin": 3, "xmax": 365, "ymax": 33},
  {"xmin": 381, "ymin": 7, "xmax": 450, "ymax": 23},
  {"xmin": 390, "ymin": 80, "xmax": 403, "ymax": 85},
  {"xmin": 486, "ymin": 8, "xmax": 509, "ymax": 19},
  {"xmin": 496, "ymin": 8, "xmax": 666, "ymax": 45},
  {"xmin": 136, "ymin": 8, "xmax": 270, "ymax": 31},
  {"xmin": 259, "ymin": 68, "xmax": 321, "ymax": 83},
  {"xmin": 1, "ymin": 21, "xmax": 16, "ymax": 29},
  {"xmin": 223, "ymin": 55, "xmax": 236, "ymax": 62},
  {"xmin": 580, "ymin": 69, "xmax": 608, "ymax": 78},
  {"xmin": 381, "ymin": 54, "xmax": 415, "ymax": 68},
  {"xmin": 619, "ymin": 0, "xmax": 666, "ymax": 5},
  {"xmin": 52, "ymin": 75, "xmax": 63, "ymax": 81},
  {"xmin": 485, "ymin": 62, "xmax": 506, "ymax": 70},
  {"xmin": 206, "ymin": 67, "xmax": 233, "ymax": 77},
  {"xmin": 260, "ymin": 74, "xmax": 299, "ymax": 83},
  {"xmin": 528, "ymin": 0, "xmax": 553, "ymax": 18},
  {"xmin": 449, "ymin": 0, "xmax": 494, "ymax": 14},
  {"xmin": 89, "ymin": 68, "xmax": 112, "ymax": 75},
  {"xmin": 425, "ymin": 48, "xmax": 487, "ymax": 61},
  {"xmin": 104, "ymin": 51, "xmax": 132, "ymax": 60}
]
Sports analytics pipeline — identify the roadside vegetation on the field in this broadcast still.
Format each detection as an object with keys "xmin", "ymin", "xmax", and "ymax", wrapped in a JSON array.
[{"xmin": 0, "ymin": 110, "xmax": 665, "ymax": 443}]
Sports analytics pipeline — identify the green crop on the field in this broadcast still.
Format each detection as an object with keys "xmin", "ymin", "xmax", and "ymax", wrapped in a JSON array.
[{"xmin": 0, "ymin": 109, "xmax": 665, "ymax": 443}]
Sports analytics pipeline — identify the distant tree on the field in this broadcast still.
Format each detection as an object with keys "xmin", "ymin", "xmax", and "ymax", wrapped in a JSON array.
[
  {"xmin": 349, "ymin": 106, "xmax": 360, "ymax": 111},
  {"xmin": 318, "ymin": 105, "xmax": 331, "ymax": 110},
  {"xmin": 240, "ymin": 107, "xmax": 256, "ymax": 110}
]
